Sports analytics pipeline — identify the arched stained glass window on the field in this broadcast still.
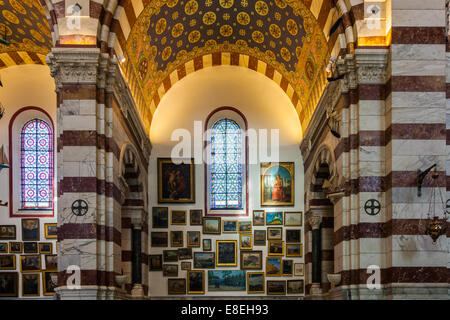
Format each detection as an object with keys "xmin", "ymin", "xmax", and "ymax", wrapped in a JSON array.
[
  {"xmin": 210, "ymin": 118, "xmax": 243, "ymax": 209},
  {"xmin": 21, "ymin": 119, "xmax": 54, "ymax": 209}
]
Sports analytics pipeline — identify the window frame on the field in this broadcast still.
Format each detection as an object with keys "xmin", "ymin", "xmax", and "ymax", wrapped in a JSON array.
[{"xmin": 204, "ymin": 107, "xmax": 249, "ymax": 217}]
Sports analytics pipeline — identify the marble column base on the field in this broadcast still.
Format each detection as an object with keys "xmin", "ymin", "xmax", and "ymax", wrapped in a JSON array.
[
  {"xmin": 337, "ymin": 284, "xmax": 449, "ymax": 300},
  {"xmin": 130, "ymin": 284, "xmax": 146, "ymax": 299}
]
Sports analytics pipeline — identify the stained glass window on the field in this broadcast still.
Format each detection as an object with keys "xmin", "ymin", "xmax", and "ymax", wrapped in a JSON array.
[
  {"xmin": 210, "ymin": 118, "xmax": 243, "ymax": 209},
  {"xmin": 21, "ymin": 119, "xmax": 54, "ymax": 210}
]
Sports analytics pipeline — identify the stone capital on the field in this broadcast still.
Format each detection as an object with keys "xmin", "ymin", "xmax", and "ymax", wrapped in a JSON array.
[{"xmin": 307, "ymin": 214, "xmax": 323, "ymax": 230}]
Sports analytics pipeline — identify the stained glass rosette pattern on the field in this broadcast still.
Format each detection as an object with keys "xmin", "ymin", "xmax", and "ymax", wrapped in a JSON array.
[
  {"xmin": 210, "ymin": 119, "xmax": 243, "ymax": 210},
  {"xmin": 21, "ymin": 119, "xmax": 54, "ymax": 209}
]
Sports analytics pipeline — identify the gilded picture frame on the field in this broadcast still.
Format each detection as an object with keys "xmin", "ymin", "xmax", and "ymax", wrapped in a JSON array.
[
  {"xmin": 260, "ymin": 162, "xmax": 294, "ymax": 206},
  {"xmin": 157, "ymin": 158, "xmax": 195, "ymax": 203}
]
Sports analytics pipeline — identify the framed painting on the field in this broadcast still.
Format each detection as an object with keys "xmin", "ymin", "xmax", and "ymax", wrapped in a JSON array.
[
  {"xmin": 247, "ymin": 272, "xmax": 264, "ymax": 294},
  {"xmin": 0, "ymin": 225, "xmax": 16, "ymax": 240},
  {"xmin": 238, "ymin": 221, "xmax": 252, "ymax": 233},
  {"xmin": 222, "ymin": 220, "xmax": 237, "ymax": 233},
  {"xmin": 43, "ymin": 271, "xmax": 57, "ymax": 296},
  {"xmin": 252, "ymin": 210, "xmax": 265, "ymax": 226},
  {"xmin": 239, "ymin": 234, "xmax": 252, "ymax": 250},
  {"xmin": 187, "ymin": 231, "xmax": 201, "ymax": 247},
  {"xmin": 170, "ymin": 231, "xmax": 184, "ymax": 247},
  {"xmin": 286, "ymin": 244, "xmax": 302, "ymax": 257},
  {"xmin": 9, "ymin": 242, "xmax": 22, "ymax": 253},
  {"xmin": 157, "ymin": 158, "xmax": 195, "ymax": 203},
  {"xmin": 152, "ymin": 207, "xmax": 169, "ymax": 228},
  {"xmin": 0, "ymin": 242, "xmax": 7, "ymax": 253},
  {"xmin": 149, "ymin": 255, "xmax": 163, "ymax": 271},
  {"xmin": 203, "ymin": 239, "xmax": 212, "ymax": 251},
  {"xmin": 267, "ymin": 280, "xmax": 286, "ymax": 295},
  {"xmin": 207, "ymin": 270, "xmax": 245, "ymax": 292},
  {"xmin": 178, "ymin": 248, "xmax": 193, "ymax": 260},
  {"xmin": 20, "ymin": 255, "xmax": 41, "ymax": 272},
  {"xmin": 193, "ymin": 252, "xmax": 215, "ymax": 269},
  {"xmin": 286, "ymin": 229, "xmax": 301, "ymax": 243},
  {"xmin": 265, "ymin": 257, "xmax": 281, "ymax": 277},
  {"xmin": 294, "ymin": 263, "xmax": 304, "ymax": 276},
  {"xmin": 284, "ymin": 212, "xmax": 302, "ymax": 226},
  {"xmin": 22, "ymin": 219, "xmax": 40, "ymax": 241},
  {"xmin": 287, "ymin": 280, "xmax": 304, "ymax": 294},
  {"xmin": 163, "ymin": 264, "xmax": 178, "ymax": 277},
  {"xmin": 163, "ymin": 250, "xmax": 179, "ymax": 262},
  {"xmin": 39, "ymin": 242, "xmax": 53, "ymax": 254},
  {"xmin": 268, "ymin": 240, "xmax": 284, "ymax": 256},
  {"xmin": 0, "ymin": 272, "xmax": 18, "ymax": 297},
  {"xmin": 44, "ymin": 223, "xmax": 58, "ymax": 239},
  {"xmin": 181, "ymin": 261, "xmax": 191, "ymax": 270},
  {"xmin": 151, "ymin": 232, "xmax": 168, "ymax": 247},
  {"xmin": 171, "ymin": 210, "xmax": 187, "ymax": 225},
  {"xmin": 190, "ymin": 209, "xmax": 203, "ymax": 225},
  {"xmin": 282, "ymin": 259, "xmax": 293, "ymax": 276},
  {"xmin": 216, "ymin": 240, "xmax": 237, "ymax": 267},
  {"xmin": 203, "ymin": 217, "xmax": 221, "ymax": 235},
  {"xmin": 24, "ymin": 242, "xmax": 38, "ymax": 253},
  {"xmin": 0, "ymin": 255, "xmax": 16, "ymax": 270},
  {"xmin": 22, "ymin": 273, "xmax": 40, "ymax": 296},
  {"xmin": 45, "ymin": 255, "xmax": 57, "ymax": 270},
  {"xmin": 267, "ymin": 227, "xmax": 282, "ymax": 240},
  {"xmin": 253, "ymin": 230, "xmax": 266, "ymax": 246},
  {"xmin": 266, "ymin": 212, "xmax": 283, "ymax": 225},
  {"xmin": 168, "ymin": 278, "xmax": 186, "ymax": 295},
  {"xmin": 260, "ymin": 162, "xmax": 294, "ymax": 206},
  {"xmin": 187, "ymin": 270, "xmax": 205, "ymax": 294},
  {"xmin": 240, "ymin": 251, "xmax": 263, "ymax": 270}
]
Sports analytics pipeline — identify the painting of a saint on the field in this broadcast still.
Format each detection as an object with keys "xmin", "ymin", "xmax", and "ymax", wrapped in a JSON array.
[
  {"xmin": 260, "ymin": 162, "xmax": 294, "ymax": 206},
  {"xmin": 158, "ymin": 158, "xmax": 195, "ymax": 203}
]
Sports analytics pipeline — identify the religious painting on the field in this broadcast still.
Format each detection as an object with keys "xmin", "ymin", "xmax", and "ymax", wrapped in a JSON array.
[
  {"xmin": 187, "ymin": 270, "xmax": 205, "ymax": 294},
  {"xmin": 222, "ymin": 220, "xmax": 237, "ymax": 233},
  {"xmin": 158, "ymin": 158, "xmax": 195, "ymax": 203},
  {"xmin": 0, "ymin": 243, "xmax": 7, "ymax": 253},
  {"xmin": 178, "ymin": 248, "xmax": 193, "ymax": 260},
  {"xmin": 203, "ymin": 217, "xmax": 221, "ymax": 235},
  {"xmin": 39, "ymin": 242, "xmax": 52, "ymax": 254},
  {"xmin": 170, "ymin": 231, "xmax": 184, "ymax": 247},
  {"xmin": 152, "ymin": 207, "xmax": 169, "ymax": 228},
  {"xmin": 168, "ymin": 278, "xmax": 186, "ymax": 295},
  {"xmin": 43, "ymin": 271, "xmax": 57, "ymax": 296},
  {"xmin": 0, "ymin": 225, "xmax": 16, "ymax": 240},
  {"xmin": 45, "ymin": 255, "xmax": 57, "ymax": 270},
  {"xmin": 151, "ymin": 232, "xmax": 168, "ymax": 247},
  {"xmin": 0, "ymin": 272, "xmax": 18, "ymax": 297},
  {"xmin": 149, "ymin": 255, "xmax": 163, "ymax": 271},
  {"xmin": 266, "ymin": 212, "xmax": 283, "ymax": 225},
  {"xmin": 194, "ymin": 252, "xmax": 215, "ymax": 269},
  {"xmin": 163, "ymin": 250, "xmax": 179, "ymax": 262},
  {"xmin": 261, "ymin": 162, "xmax": 294, "ymax": 206},
  {"xmin": 23, "ymin": 242, "xmax": 38, "ymax": 253},
  {"xmin": 287, "ymin": 280, "xmax": 304, "ymax": 294},
  {"xmin": 20, "ymin": 255, "xmax": 41, "ymax": 272},
  {"xmin": 267, "ymin": 227, "xmax": 282, "ymax": 240},
  {"xmin": 0, "ymin": 255, "xmax": 16, "ymax": 270},
  {"xmin": 253, "ymin": 230, "xmax": 266, "ymax": 246},
  {"xmin": 239, "ymin": 234, "xmax": 252, "ymax": 250},
  {"xmin": 268, "ymin": 241, "xmax": 284, "ymax": 256},
  {"xmin": 252, "ymin": 210, "xmax": 265, "ymax": 226},
  {"xmin": 203, "ymin": 239, "xmax": 212, "ymax": 251},
  {"xmin": 22, "ymin": 219, "xmax": 40, "ymax": 241},
  {"xmin": 267, "ymin": 280, "xmax": 286, "ymax": 295},
  {"xmin": 207, "ymin": 270, "xmax": 246, "ymax": 292},
  {"xmin": 22, "ymin": 273, "xmax": 40, "ymax": 296},
  {"xmin": 240, "ymin": 251, "xmax": 263, "ymax": 270},
  {"xmin": 181, "ymin": 261, "xmax": 191, "ymax": 270},
  {"xmin": 238, "ymin": 221, "xmax": 252, "ymax": 233},
  {"xmin": 294, "ymin": 263, "xmax": 304, "ymax": 276},
  {"xmin": 171, "ymin": 210, "xmax": 187, "ymax": 225},
  {"xmin": 282, "ymin": 260, "xmax": 294, "ymax": 276},
  {"xmin": 247, "ymin": 272, "xmax": 264, "ymax": 294},
  {"xmin": 163, "ymin": 264, "xmax": 178, "ymax": 277},
  {"xmin": 286, "ymin": 244, "xmax": 302, "ymax": 257},
  {"xmin": 216, "ymin": 240, "xmax": 237, "ymax": 267},
  {"xmin": 266, "ymin": 257, "xmax": 281, "ymax": 277},
  {"xmin": 9, "ymin": 242, "xmax": 22, "ymax": 253},
  {"xmin": 187, "ymin": 231, "xmax": 201, "ymax": 247},
  {"xmin": 284, "ymin": 212, "xmax": 302, "ymax": 226},
  {"xmin": 190, "ymin": 209, "xmax": 203, "ymax": 225},
  {"xmin": 44, "ymin": 223, "xmax": 58, "ymax": 239},
  {"xmin": 286, "ymin": 229, "xmax": 301, "ymax": 243}
]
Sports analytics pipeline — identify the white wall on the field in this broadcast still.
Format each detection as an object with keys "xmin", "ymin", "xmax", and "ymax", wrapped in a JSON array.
[
  {"xmin": 0, "ymin": 64, "xmax": 57, "ymax": 299},
  {"xmin": 148, "ymin": 66, "xmax": 305, "ymax": 297}
]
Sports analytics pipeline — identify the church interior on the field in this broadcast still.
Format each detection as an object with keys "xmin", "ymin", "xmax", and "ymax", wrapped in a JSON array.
[{"xmin": 0, "ymin": 0, "xmax": 448, "ymax": 300}]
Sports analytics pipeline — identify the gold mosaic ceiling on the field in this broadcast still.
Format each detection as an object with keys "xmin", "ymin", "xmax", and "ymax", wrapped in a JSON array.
[{"xmin": 0, "ymin": 0, "xmax": 52, "ymax": 68}]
